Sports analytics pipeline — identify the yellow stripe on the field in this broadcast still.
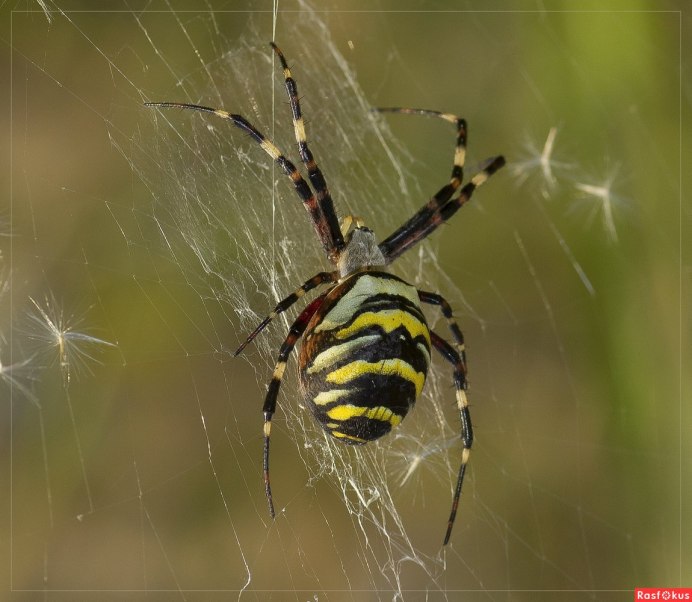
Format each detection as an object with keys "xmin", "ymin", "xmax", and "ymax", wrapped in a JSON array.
[
  {"xmin": 272, "ymin": 361, "xmax": 287, "ymax": 380},
  {"xmin": 326, "ymin": 405, "xmax": 365, "ymax": 421},
  {"xmin": 294, "ymin": 118, "xmax": 307, "ymax": 143},
  {"xmin": 333, "ymin": 309, "xmax": 430, "ymax": 346},
  {"xmin": 454, "ymin": 146, "xmax": 466, "ymax": 168},
  {"xmin": 306, "ymin": 335, "xmax": 380, "ymax": 374},
  {"xmin": 326, "ymin": 404, "xmax": 402, "ymax": 428},
  {"xmin": 330, "ymin": 431, "xmax": 367, "ymax": 443},
  {"xmin": 260, "ymin": 139, "xmax": 281, "ymax": 160},
  {"xmin": 366, "ymin": 406, "xmax": 402, "ymax": 427},
  {"xmin": 471, "ymin": 170, "xmax": 489, "ymax": 186},
  {"xmin": 456, "ymin": 389, "xmax": 469, "ymax": 410},
  {"xmin": 326, "ymin": 359, "xmax": 425, "ymax": 397},
  {"xmin": 313, "ymin": 389, "xmax": 351, "ymax": 406},
  {"xmin": 315, "ymin": 275, "xmax": 421, "ymax": 333}
]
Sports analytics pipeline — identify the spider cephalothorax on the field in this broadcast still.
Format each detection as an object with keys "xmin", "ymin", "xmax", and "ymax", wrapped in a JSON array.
[
  {"xmin": 146, "ymin": 42, "xmax": 505, "ymax": 545},
  {"xmin": 336, "ymin": 222, "xmax": 386, "ymax": 277}
]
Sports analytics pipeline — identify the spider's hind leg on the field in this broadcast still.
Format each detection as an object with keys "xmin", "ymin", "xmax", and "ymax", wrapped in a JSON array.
[
  {"xmin": 418, "ymin": 289, "xmax": 473, "ymax": 545},
  {"xmin": 261, "ymin": 293, "xmax": 327, "ymax": 518},
  {"xmin": 372, "ymin": 109, "xmax": 466, "ymax": 261},
  {"xmin": 428, "ymin": 330, "xmax": 472, "ymax": 546}
]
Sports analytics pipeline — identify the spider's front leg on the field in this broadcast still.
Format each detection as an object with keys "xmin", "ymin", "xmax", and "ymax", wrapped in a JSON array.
[
  {"xmin": 372, "ymin": 108, "xmax": 505, "ymax": 263},
  {"xmin": 372, "ymin": 109, "xmax": 468, "ymax": 253}
]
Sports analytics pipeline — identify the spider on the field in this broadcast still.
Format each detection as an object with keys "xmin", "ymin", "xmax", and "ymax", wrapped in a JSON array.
[{"xmin": 146, "ymin": 42, "xmax": 505, "ymax": 545}]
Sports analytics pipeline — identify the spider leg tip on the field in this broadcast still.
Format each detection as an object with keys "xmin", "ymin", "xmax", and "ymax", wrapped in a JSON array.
[{"xmin": 484, "ymin": 155, "xmax": 506, "ymax": 173}]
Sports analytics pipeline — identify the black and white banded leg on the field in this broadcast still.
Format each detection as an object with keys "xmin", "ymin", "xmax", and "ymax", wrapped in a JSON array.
[
  {"xmin": 429, "ymin": 331, "xmax": 473, "ymax": 545},
  {"xmin": 144, "ymin": 101, "xmax": 341, "ymax": 259},
  {"xmin": 234, "ymin": 271, "xmax": 337, "ymax": 356},
  {"xmin": 373, "ymin": 108, "xmax": 504, "ymax": 263},
  {"xmin": 419, "ymin": 289, "xmax": 472, "ymax": 544},
  {"xmin": 271, "ymin": 43, "xmax": 344, "ymax": 261},
  {"xmin": 261, "ymin": 293, "xmax": 327, "ymax": 518}
]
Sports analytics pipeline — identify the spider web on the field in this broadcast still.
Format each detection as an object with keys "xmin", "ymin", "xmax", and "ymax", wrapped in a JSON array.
[{"xmin": 6, "ymin": 2, "xmax": 687, "ymax": 600}]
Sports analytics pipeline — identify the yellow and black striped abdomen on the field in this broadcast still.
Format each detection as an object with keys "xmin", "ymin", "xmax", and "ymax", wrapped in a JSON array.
[{"xmin": 298, "ymin": 271, "xmax": 431, "ymax": 444}]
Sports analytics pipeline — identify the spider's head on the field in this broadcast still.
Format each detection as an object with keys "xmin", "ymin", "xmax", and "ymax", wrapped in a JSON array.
[{"xmin": 337, "ymin": 215, "xmax": 386, "ymax": 278}]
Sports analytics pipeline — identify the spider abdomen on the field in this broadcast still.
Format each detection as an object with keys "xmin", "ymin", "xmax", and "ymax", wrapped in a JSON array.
[{"xmin": 298, "ymin": 271, "xmax": 431, "ymax": 444}]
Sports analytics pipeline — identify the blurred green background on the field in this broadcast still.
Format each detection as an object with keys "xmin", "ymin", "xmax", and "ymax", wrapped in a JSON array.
[{"xmin": 4, "ymin": 1, "xmax": 689, "ymax": 600}]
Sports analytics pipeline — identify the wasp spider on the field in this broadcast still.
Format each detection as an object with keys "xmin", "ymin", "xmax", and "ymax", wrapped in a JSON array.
[{"xmin": 146, "ymin": 42, "xmax": 505, "ymax": 545}]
